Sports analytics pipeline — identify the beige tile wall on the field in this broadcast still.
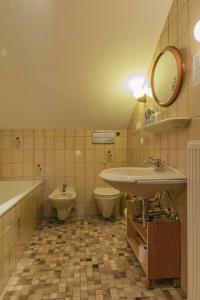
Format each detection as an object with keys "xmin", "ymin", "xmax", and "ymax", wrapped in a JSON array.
[
  {"xmin": 0, "ymin": 129, "xmax": 126, "ymax": 217},
  {"xmin": 126, "ymin": 0, "xmax": 200, "ymax": 292}
]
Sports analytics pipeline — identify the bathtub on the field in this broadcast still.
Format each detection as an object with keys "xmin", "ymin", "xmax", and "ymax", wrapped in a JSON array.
[
  {"xmin": 0, "ymin": 180, "xmax": 43, "ymax": 216},
  {"xmin": 0, "ymin": 180, "xmax": 44, "ymax": 295}
]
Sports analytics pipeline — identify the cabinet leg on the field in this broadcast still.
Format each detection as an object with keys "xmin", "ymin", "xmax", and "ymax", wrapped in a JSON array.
[
  {"xmin": 147, "ymin": 279, "xmax": 154, "ymax": 290},
  {"xmin": 173, "ymin": 278, "xmax": 180, "ymax": 288}
]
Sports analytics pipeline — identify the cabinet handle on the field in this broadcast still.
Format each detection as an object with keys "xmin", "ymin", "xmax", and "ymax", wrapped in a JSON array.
[{"xmin": 17, "ymin": 218, "xmax": 21, "ymax": 228}]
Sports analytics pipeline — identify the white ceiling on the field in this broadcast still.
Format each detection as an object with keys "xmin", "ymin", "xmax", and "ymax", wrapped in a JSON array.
[{"xmin": 0, "ymin": 0, "xmax": 172, "ymax": 129}]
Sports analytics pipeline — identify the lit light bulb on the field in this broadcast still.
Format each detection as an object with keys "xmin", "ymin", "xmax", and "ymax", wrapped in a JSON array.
[
  {"xmin": 145, "ymin": 85, "xmax": 153, "ymax": 98},
  {"xmin": 126, "ymin": 74, "xmax": 146, "ymax": 99},
  {"xmin": 194, "ymin": 20, "xmax": 200, "ymax": 42},
  {"xmin": 133, "ymin": 86, "xmax": 145, "ymax": 98}
]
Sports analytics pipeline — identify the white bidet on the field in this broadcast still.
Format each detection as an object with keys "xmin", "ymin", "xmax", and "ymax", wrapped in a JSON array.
[{"xmin": 48, "ymin": 186, "xmax": 76, "ymax": 221}]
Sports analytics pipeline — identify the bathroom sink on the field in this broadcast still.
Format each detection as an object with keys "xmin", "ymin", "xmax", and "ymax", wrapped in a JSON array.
[{"xmin": 99, "ymin": 166, "xmax": 187, "ymax": 197}]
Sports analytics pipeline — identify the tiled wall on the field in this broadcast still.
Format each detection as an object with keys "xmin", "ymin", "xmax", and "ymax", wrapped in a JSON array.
[
  {"xmin": 0, "ymin": 129, "xmax": 126, "ymax": 217},
  {"xmin": 126, "ymin": 0, "xmax": 200, "ymax": 292}
]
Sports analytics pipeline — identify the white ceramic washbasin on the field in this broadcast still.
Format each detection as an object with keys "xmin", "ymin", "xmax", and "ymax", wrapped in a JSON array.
[{"xmin": 100, "ymin": 166, "xmax": 187, "ymax": 197}]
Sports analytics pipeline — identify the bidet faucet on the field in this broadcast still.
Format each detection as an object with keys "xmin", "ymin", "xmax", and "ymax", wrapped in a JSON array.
[
  {"xmin": 144, "ymin": 156, "xmax": 165, "ymax": 172},
  {"xmin": 62, "ymin": 183, "xmax": 67, "ymax": 193}
]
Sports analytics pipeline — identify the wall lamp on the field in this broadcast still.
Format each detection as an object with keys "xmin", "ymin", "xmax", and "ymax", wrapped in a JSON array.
[
  {"xmin": 126, "ymin": 73, "xmax": 152, "ymax": 103},
  {"xmin": 194, "ymin": 20, "xmax": 200, "ymax": 42}
]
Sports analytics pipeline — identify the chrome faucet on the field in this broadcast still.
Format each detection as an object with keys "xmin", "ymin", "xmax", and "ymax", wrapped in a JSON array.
[
  {"xmin": 144, "ymin": 156, "xmax": 166, "ymax": 172},
  {"xmin": 62, "ymin": 183, "xmax": 67, "ymax": 193}
]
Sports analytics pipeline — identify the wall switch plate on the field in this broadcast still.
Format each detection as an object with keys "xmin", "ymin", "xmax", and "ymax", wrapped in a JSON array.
[
  {"xmin": 140, "ymin": 137, "xmax": 148, "ymax": 145},
  {"xmin": 136, "ymin": 122, "xmax": 142, "ymax": 130},
  {"xmin": 1, "ymin": 48, "xmax": 8, "ymax": 58},
  {"xmin": 193, "ymin": 51, "xmax": 200, "ymax": 86}
]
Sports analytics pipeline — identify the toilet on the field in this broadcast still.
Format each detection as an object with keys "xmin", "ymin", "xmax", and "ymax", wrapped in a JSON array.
[
  {"xmin": 48, "ymin": 186, "xmax": 76, "ymax": 221},
  {"xmin": 94, "ymin": 187, "xmax": 121, "ymax": 219}
]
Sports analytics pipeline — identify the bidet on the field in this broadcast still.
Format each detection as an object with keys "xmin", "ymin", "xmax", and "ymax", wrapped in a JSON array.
[{"xmin": 48, "ymin": 186, "xmax": 76, "ymax": 221}]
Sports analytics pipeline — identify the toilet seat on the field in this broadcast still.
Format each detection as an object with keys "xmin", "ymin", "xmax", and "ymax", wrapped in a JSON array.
[{"xmin": 94, "ymin": 187, "xmax": 120, "ymax": 197}]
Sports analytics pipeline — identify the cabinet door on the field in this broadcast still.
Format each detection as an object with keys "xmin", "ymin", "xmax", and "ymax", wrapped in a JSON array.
[{"xmin": 148, "ymin": 222, "xmax": 181, "ymax": 279}]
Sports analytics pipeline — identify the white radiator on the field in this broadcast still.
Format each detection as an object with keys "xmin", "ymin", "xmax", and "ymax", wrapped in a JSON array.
[{"xmin": 187, "ymin": 140, "xmax": 200, "ymax": 300}]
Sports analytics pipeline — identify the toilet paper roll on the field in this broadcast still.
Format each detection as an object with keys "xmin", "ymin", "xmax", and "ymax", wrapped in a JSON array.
[{"xmin": 139, "ymin": 244, "xmax": 148, "ymax": 265}]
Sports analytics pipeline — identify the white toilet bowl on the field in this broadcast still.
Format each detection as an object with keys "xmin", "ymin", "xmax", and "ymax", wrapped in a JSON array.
[
  {"xmin": 94, "ymin": 187, "xmax": 121, "ymax": 218},
  {"xmin": 48, "ymin": 186, "xmax": 76, "ymax": 221}
]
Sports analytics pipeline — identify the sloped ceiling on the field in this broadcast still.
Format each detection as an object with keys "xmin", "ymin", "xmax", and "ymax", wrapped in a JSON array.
[{"xmin": 0, "ymin": 0, "xmax": 172, "ymax": 129}]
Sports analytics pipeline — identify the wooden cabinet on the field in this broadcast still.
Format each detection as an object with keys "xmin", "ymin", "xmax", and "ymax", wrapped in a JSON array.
[{"xmin": 127, "ymin": 200, "xmax": 181, "ymax": 288}]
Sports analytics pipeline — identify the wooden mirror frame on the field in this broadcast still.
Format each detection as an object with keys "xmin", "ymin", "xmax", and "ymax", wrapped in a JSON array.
[{"xmin": 151, "ymin": 46, "xmax": 184, "ymax": 107}]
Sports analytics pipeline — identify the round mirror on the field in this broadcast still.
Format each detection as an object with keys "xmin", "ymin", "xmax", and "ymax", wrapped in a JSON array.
[{"xmin": 151, "ymin": 46, "xmax": 183, "ymax": 107}]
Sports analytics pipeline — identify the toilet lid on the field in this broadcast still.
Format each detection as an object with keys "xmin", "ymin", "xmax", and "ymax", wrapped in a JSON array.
[{"xmin": 94, "ymin": 187, "xmax": 120, "ymax": 196}]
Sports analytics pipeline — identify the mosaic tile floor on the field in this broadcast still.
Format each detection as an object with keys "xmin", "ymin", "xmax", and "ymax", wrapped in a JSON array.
[{"xmin": 2, "ymin": 217, "xmax": 186, "ymax": 300}]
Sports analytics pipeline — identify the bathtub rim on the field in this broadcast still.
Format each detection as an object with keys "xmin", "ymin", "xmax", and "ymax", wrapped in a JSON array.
[{"xmin": 0, "ymin": 180, "xmax": 43, "ymax": 217}]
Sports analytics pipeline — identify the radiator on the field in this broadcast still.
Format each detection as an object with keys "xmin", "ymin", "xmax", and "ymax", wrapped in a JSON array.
[{"xmin": 187, "ymin": 140, "xmax": 200, "ymax": 300}]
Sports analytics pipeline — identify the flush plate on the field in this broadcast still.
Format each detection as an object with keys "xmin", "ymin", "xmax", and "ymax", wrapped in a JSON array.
[{"xmin": 92, "ymin": 132, "xmax": 115, "ymax": 144}]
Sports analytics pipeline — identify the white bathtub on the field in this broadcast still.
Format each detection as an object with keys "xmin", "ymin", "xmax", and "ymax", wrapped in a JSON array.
[
  {"xmin": 0, "ymin": 180, "xmax": 43, "ymax": 216},
  {"xmin": 0, "ymin": 180, "xmax": 44, "ymax": 294}
]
